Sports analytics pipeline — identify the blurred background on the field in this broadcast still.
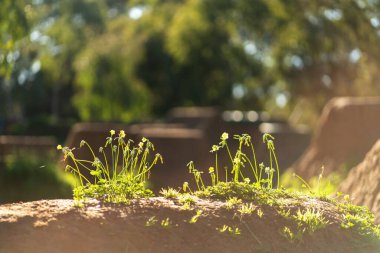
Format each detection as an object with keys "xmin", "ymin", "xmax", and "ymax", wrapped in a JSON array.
[{"xmin": 1, "ymin": 0, "xmax": 380, "ymax": 203}]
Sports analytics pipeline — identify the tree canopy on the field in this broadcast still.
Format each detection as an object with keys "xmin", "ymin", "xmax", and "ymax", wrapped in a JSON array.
[{"xmin": 1, "ymin": 0, "xmax": 380, "ymax": 130}]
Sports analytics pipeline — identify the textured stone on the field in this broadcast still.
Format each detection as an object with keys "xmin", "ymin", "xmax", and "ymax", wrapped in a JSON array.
[
  {"xmin": 339, "ymin": 140, "xmax": 380, "ymax": 223},
  {"xmin": 291, "ymin": 97, "xmax": 380, "ymax": 180}
]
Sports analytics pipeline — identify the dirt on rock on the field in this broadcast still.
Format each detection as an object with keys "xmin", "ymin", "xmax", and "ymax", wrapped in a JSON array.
[
  {"xmin": 339, "ymin": 139, "xmax": 380, "ymax": 223},
  {"xmin": 0, "ymin": 198, "xmax": 378, "ymax": 253},
  {"xmin": 291, "ymin": 97, "xmax": 380, "ymax": 180}
]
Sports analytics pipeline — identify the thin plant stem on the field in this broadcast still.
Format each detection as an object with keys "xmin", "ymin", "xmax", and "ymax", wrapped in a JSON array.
[
  {"xmin": 137, "ymin": 149, "xmax": 148, "ymax": 176},
  {"xmin": 84, "ymin": 142, "xmax": 96, "ymax": 161},
  {"xmin": 215, "ymin": 152, "xmax": 219, "ymax": 183},
  {"xmin": 198, "ymin": 174, "xmax": 205, "ymax": 190},
  {"xmin": 225, "ymin": 143, "xmax": 234, "ymax": 164},
  {"xmin": 111, "ymin": 144, "xmax": 115, "ymax": 180},
  {"xmin": 241, "ymin": 153, "xmax": 258, "ymax": 182},
  {"xmin": 272, "ymin": 150, "xmax": 280, "ymax": 188},
  {"xmin": 268, "ymin": 149, "xmax": 277, "ymax": 189},
  {"xmin": 101, "ymin": 150, "xmax": 111, "ymax": 180},
  {"xmin": 293, "ymin": 173, "xmax": 312, "ymax": 191},
  {"xmin": 249, "ymin": 140, "xmax": 259, "ymax": 179},
  {"xmin": 114, "ymin": 144, "xmax": 120, "ymax": 176}
]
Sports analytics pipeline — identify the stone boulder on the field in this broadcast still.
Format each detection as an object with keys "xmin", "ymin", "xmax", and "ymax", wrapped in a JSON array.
[
  {"xmin": 291, "ymin": 97, "xmax": 380, "ymax": 180},
  {"xmin": 339, "ymin": 139, "xmax": 380, "ymax": 223}
]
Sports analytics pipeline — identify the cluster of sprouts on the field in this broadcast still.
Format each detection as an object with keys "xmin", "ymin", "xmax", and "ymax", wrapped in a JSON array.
[{"xmin": 186, "ymin": 133, "xmax": 279, "ymax": 191}]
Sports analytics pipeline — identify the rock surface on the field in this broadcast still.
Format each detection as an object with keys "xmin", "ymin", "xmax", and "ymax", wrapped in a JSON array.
[
  {"xmin": 291, "ymin": 97, "xmax": 380, "ymax": 180},
  {"xmin": 0, "ymin": 198, "xmax": 378, "ymax": 253},
  {"xmin": 339, "ymin": 140, "xmax": 380, "ymax": 223}
]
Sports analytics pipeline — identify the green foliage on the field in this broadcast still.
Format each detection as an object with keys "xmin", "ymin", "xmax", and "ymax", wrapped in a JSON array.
[
  {"xmin": 225, "ymin": 197, "xmax": 242, "ymax": 210},
  {"xmin": 181, "ymin": 132, "xmax": 380, "ymax": 242},
  {"xmin": 178, "ymin": 193, "xmax": 196, "ymax": 210},
  {"xmin": 0, "ymin": 152, "xmax": 75, "ymax": 203},
  {"xmin": 3, "ymin": 0, "xmax": 380, "ymax": 128},
  {"xmin": 217, "ymin": 224, "xmax": 241, "ymax": 235},
  {"xmin": 10, "ymin": 128, "xmax": 363, "ymax": 247},
  {"xmin": 187, "ymin": 132, "xmax": 280, "ymax": 192},
  {"xmin": 256, "ymin": 208, "xmax": 264, "ymax": 218},
  {"xmin": 238, "ymin": 202, "xmax": 256, "ymax": 216},
  {"xmin": 281, "ymin": 226, "xmax": 296, "ymax": 241},
  {"xmin": 194, "ymin": 181, "xmax": 297, "ymax": 204},
  {"xmin": 188, "ymin": 210, "xmax": 203, "ymax": 224},
  {"xmin": 0, "ymin": 0, "xmax": 29, "ymax": 77},
  {"xmin": 73, "ymin": 16, "xmax": 151, "ymax": 122},
  {"xmin": 145, "ymin": 216, "xmax": 158, "ymax": 227},
  {"xmin": 55, "ymin": 129, "xmax": 380, "ymax": 247},
  {"xmin": 338, "ymin": 196, "xmax": 380, "ymax": 239},
  {"xmin": 58, "ymin": 130, "xmax": 163, "ymax": 203},
  {"xmin": 293, "ymin": 208, "xmax": 328, "ymax": 234},
  {"xmin": 0, "ymin": 0, "xmax": 107, "ymax": 130},
  {"xmin": 160, "ymin": 217, "xmax": 172, "ymax": 228},
  {"xmin": 281, "ymin": 169, "xmax": 343, "ymax": 197},
  {"xmin": 160, "ymin": 187, "xmax": 181, "ymax": 199},
  {"xmin": 277, "ymin": 208, "xmax": 291, "ymax": 219}
]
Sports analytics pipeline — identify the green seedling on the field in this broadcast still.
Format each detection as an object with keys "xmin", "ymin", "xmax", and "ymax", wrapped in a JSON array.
[
  {"xmin": 293, "ymin": 208, "xmax": 328, "ymax": 234},
  {"xmin": 161, "ymin": 217, "xmax": 172, "ymax": 228},
  {"xmin": 160, "ymin": 188, "xmax": 180, "ymax": 199},
  {"xmin": 188, "ymin": 132, "xmax": 280, "ymax": 192},
  {"xmin": 225, "ymin": 197, "xmax": 242, "ymax": 210},
  {"xmin": 277, "ymin": 208, "xmax": 291, "ymax": 219},
  {"xmin": 188, "ymin": 210, "xmax": 203, "ymax": 224},
  {"xmin": 178, "ymin": 193, "xmax": 196, "ymax": 210},
  {"xmin": 58, "ymin": 130, "xmax": 380, "ymax": 247},
  {"xmin": 58, "ymin": 130, "xmax": 163, "ymax": 203},
  {"xmin": 281, "ymin": 226, "xmax": 295, "ymax": 241},
  {"xmin": 257, "ymin": 208, "xmax": 264, "ymax": 218},
  {"xmin": 238, "ymin": 203, "xmax": 256, "ymax": 216},
  {"xmin": 217, "ymin": 225, "xmax": 241, "ymax": 235},
  {"xmin": 145, "ymin": 216, "xmax": 158, "ymax": 227},
  {"xmin": 338, "ymin": 196, "xmax": 380, "ymax": 238}
]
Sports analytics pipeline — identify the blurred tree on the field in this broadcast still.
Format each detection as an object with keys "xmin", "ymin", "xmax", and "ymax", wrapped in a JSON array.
[
  {"xmin": 109, "ymin": 0, "xmax": 380, "ymax": 122},
  {"xmin": 0, "ymin": 0, "xmax": 29, "ymax": 77},
  {"xmin": 138, "ymin": 0, "xmax": 261, "ymax": 114},
  {"xmin": 74, "ymin": 16, "xmax": 151, "ymax": 122},
  {"xmin": 1, "ymin": 0, "xmax": 107, "ymax": 134},
  {"xmin": 37, "ymin": 0, "xmax": 106, "ymax": 122},
  {"xmin": 75, "ymin": 0, "xmax": 261, "ymax": 118},
  {"xmin": 2, "ymin": 0, "xmax": 380, "ymax": 128},
  {"xmin": 230, "ymin": 0, "xmax": 380, "ymax": 124},
  {"xmin": 0, "ymin": 0, "xmax": 29, "ymax": 126}
]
